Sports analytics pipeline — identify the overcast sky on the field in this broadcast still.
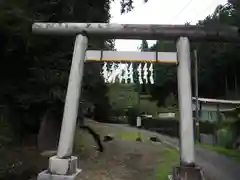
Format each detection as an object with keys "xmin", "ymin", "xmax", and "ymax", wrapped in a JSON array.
[{"xmin": 110, "ymin": 0, "xmax": 228, "ymax": 51}]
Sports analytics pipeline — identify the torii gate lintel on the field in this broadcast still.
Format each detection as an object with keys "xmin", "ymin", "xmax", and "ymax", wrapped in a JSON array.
[{"xmin": 32, "ymin": 22, "xmax": 240, "ymax": 42}]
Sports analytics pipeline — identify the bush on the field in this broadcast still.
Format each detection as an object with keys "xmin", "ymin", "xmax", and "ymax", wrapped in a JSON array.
[
  {"xmin": 108, "ymin": 116, "xmax": 128, "ymax": 124},
  {"xmin": 140, "ymin": 118, "xmax": 216, "ymax": 138},
  {"xmin": 141, "ymin": 118, "xmax": 179, "ymax": 137},
  {"xmin": 199, "ymin": 121, "xmax": 215, "ymax": 134},
  {"xmin": 229, "ymin": 120, "xmax": 240, "ymax": 136},
  {"xmin": 93, "ymin": 102, "xmax": 110, "ymax": 122},
  {"xmin": 126, "ymin": 107, "xmax": 138, "ymax": 126},
  {"xmin": 0, "ymin": 117, "xmax": 15, "ymax": 148},
  {"xmin": 217, "ymin": 128, "xmax": 235, "ymax": 148}
]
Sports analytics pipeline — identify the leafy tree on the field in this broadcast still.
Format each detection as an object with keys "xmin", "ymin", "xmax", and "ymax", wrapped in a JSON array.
[
  {"xmin": 120, "ymin": 0, "xmax": 149, "ymax": 13},
  {"xmin": 0, "ymin": 0, "xmax": 152, "ymax": 140},
  {"xmin": 139, "ymin": 40, "xmax": 177, "ymax": 106},
  {"xmin": 194, "ymin": 2, "xmax": 240, "ymax": 99},
  {"xmin": 0, "ymin": 0, "xmax": 114, "ymax": 140},
  {"xmin": 139, "ymin": 2, "xmax": 240, "ymax": 106},
  {"xmin": 138, "ymin": 40, "xmax": 149, "ymax": 51},
  {"xmin": 108, "ymin": 84, "xmax": 138, "ymax": 116}
]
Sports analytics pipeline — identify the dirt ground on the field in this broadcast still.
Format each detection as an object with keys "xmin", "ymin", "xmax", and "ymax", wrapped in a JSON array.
[
  {"xmin": 78, "ymin": 140, "xmax": 163, "ymax": 180},
  {"xmin": 75, "ymin": 120, "xmax": 179, "ymax": 180},
  {"xmin": 2, "ymin": 120, "xmax": 177, "ymax": 180},
  {"xmin": 5, "ymin": 119, "xmax": 239, "ymax": 180}
]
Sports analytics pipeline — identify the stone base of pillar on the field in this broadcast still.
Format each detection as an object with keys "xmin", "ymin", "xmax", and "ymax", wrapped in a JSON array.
[
  {"xmin": 37, "ymin": 155, "xmax": 81, "ymax": 180},
  {"xmin": 172, "ymin": 164, "xmax": 204, "ymax": 180},
  {"xmin": 37, "ymin": 169, "xmax": 81, "ymax": 180}
]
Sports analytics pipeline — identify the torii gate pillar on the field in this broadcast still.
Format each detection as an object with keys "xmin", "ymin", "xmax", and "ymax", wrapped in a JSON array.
[
  {"xmin": 38, "ymin": 34, "xmax": 87, "ymax": 180},
  {"xmin": 173, "ymin": 37, "xmax": 203, "ymax": 180}
]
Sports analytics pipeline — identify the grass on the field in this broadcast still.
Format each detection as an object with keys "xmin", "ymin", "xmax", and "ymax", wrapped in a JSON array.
[
  {"xmin": 85, "ymin": 121, "xmax": 149, "ymax": 142},
  {"xmin": 73, "ymin": 128, "xmax": 103, "ymax": 156},
  {"xmin": 199, "ymin": 143, "xmax": 240, "ymax": 162},
  {"xmin": 155, "ymin": 148, "xmax": 179, "ymax": 180},
  {"xmin": 120, "ymin": 131, "xmax": 148, "ymax": 141}
]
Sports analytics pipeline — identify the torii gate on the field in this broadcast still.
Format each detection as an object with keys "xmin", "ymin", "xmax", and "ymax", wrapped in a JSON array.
[{"xmin": 32, "ymin": 23, "xmax": 240, "ymax": 180}]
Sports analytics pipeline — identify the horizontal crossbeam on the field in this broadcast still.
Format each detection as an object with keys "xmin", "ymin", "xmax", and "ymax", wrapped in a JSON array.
[
  {"xmin": 32, "ymin": 23, "xmax": 240, "ymax": 42},
  {"xmin": 85, "ymin": 50, "xmax": 177, "ymax": 63}
]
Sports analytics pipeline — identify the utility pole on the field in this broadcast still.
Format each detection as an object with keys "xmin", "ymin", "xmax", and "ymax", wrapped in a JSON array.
[
  {"xmin": 194, "ymin": 50, "xmax": 200, "ymax": 142},
  {"xmin": 136, "ymin": 67, "xmax": 142, "ymax": 141}
]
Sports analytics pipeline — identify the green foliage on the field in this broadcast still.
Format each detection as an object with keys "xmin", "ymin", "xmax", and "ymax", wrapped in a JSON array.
[
  {"xmin": 108, "ymin": 84, "xmax": 138, "ymax": 115},
  {"xmin": 217, "ymin": 118, "xmax": 240, "ymax": 147},
  {"xmin": 0, "ymin": 114, "xmax": 15, "ymax": 148},
  {"xmin": 199, "ymin": 144, "xmax": 240, "ymax": 162},
  {"xmin": 142, "ymin": 118, "xmax": 179, "ymax": 137},
  {"xmin": 155, "ymin": 148, "xmax": 179, "ymax": 180},
  {"xmin": 0, "ymin": 0, "xmax": 152, "ymax": 178},
  {"xmin": 0, "ymin": 0, "xmax": 114, "ymax": 140},
  {"xmin": 107, "ymin": 83, "xmax": 161, "ymax": 117},
  {"xmin": 126, "ymin": 107, "xmax": 138, "ymax": 126},
  {"xmin": 194, "ymin": 3, "xmax": 240, "ymax": 99},
  {"xmin": 139, "ymin": 40, "xmax": 177, "ymax": 106},
  {"xmin": 0, "ymin": 0, "xmax": 154, "ymax": 141},
  {"xmin": 231, "ymin": 119, "xmax": 240, "ymax": 136},
  {"xmin": 217, "ymin": 128, "xmax": 235, "ymax": 148},
  {"xmin": 139, "ymin": 99, "xmax": 160, "ymax": 116},
  {"xmin": 138, "ymin": 2, "xmax": 240, "ymax": 105},
  {"xmin": 199, "ymin": 121, "xmax": 215, "ymax": 134},
  {"xmin": 138, "ymin": 40, "xmax": 149, "ymax": 51},
  {"xmin": 138, "ymin": 117, "xmax": 218, "ymax": 139},
  {"xmin": 164, "ymin": 93, "xmax": 177, "ymax": 108},
  {"xmin": 120, "ymin": 0, "xmax": 149, "ymax": 14}
]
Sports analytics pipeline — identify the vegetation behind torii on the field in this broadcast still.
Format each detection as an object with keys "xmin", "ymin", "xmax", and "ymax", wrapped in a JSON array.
[
  {"xmin": 139, "ymin": 1, "xmax": 240, "ymax": 106},
  {"xmin": 0, "ymin": 0, "xmax": 115, "ymax": 144}
]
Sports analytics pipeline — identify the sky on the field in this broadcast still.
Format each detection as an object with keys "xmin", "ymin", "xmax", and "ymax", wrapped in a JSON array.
[{"xmin": 110, "ymin": 0, "xmax": 228, "ymax": 51}]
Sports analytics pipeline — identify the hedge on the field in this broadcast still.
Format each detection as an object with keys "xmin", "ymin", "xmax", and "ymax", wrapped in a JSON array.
[
  {"xmin": 141, "ymin": 117, "xmax": 179, "ymax": 137},
  {"xmin": 140, "ymin": 117, "xmax": 216, "ymax": 138}
]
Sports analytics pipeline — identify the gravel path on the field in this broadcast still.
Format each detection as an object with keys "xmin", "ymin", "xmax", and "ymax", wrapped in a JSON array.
[{"xmin": 104, "ymin": 123, "xmax": 240, "ymax": 180}]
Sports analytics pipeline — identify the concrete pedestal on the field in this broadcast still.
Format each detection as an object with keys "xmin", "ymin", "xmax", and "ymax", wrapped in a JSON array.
[
  {"xmin": 37, "ymin": 156, "xmax": 81, "ymax": 180},
  {"xmin": 38, "ymin": 169, "xmax": 81, "ymax": 180}
]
